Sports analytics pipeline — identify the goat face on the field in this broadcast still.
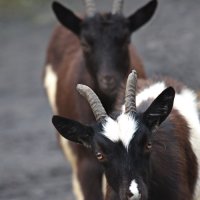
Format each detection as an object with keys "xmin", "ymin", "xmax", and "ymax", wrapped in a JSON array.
[
  {"xmin": 52, "ymin": 87, "xmax": 175, "ymax": 200},
  {"xmin": 80, "ymin": 14, "xmax": 131, "ymax": 97},
  {"xmin": 52, "ymin": 0, "xmax": 157, "ymax": 97}
]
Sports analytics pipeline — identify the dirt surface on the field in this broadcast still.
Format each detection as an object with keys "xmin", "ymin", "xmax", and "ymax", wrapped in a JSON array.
[{"xmin": 0, "ymin": 0, "xmax": 199, "ymax": 200}]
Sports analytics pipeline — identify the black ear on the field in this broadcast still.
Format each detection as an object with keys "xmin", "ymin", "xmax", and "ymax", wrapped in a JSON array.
[
  {"xmin": 128, "ymin": 0, "xmax": 157, "ymax": 33},
  {"xmin": 52, "ymin": 115, "xmax": 94, "ymax": 148},
  {"xmin": 52, "ymin": 1, "xmax": 82, "ymax": 36},
  {"xmin": 143, "ymin": 87, "xmax": 175, "ymax": 129}
]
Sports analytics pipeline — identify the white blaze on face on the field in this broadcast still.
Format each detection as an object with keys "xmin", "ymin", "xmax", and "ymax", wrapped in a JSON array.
[
  {"xmin": 129, "ymin": 180, "xmax": 141, "ymax": 200},
  {"xmin": 102, "ymin": 113, "xmax": 138, "ymax": 149}
]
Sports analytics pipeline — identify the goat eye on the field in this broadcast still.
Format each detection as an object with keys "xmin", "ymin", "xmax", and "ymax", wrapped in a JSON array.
[
  {"xmin": 96, "ymin": 152, "xmax": 104, "ymax": 160},
  {"xmin": 146, "ymin": 142, "xmax": 152, "ymax": 149}
]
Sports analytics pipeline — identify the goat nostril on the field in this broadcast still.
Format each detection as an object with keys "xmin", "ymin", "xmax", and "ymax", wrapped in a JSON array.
[
  {"xmin": 127, "ymin": 191, "xmax": 134, "ymax": 198},
  {"xmin": 101, "ymin": 76, "xmax": 115, "ymax": 86}
]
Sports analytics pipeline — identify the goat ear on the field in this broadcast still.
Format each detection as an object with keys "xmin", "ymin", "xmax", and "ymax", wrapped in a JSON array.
[
  {"xmin": 52, "ymin": 116, "xmax": 94, "ymax": 148},
  {"xmin": 143, "ymin": 87, "xmax": 175, "ymax": 130},
  {"xmin": 128, "ymin": 0, "xmax": 157, "ymax": 33},
  {"xmin": 52, "ymin": 1, "xmax": 82, "ymax": 36}
]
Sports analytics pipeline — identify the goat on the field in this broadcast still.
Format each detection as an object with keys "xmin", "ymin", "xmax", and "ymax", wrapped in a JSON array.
[
  {"xmin": 43, "ymin": 0, "xmax": 157, "ymax": 199},
  {"xmin": 52, "ymin": 71, "xmax": 200, "ymax": 200}
]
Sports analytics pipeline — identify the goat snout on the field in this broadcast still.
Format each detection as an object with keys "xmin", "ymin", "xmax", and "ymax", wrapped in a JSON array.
[
  {"xmin": 101, "ymin": 75, "xmax": 116, "ymax": 88},
  {"xmin": 98, "ymin": 75, "xmax": 117, "ymax": 94}
]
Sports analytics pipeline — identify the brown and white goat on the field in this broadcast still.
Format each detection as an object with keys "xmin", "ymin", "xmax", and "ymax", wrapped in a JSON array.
[
  {"xmin": 52, "ymin": 71, "xmax": 200, "ymax": 200},
  {"xmin": 43, "ymin": 0, "xmax": 157, "ymax": 199}
]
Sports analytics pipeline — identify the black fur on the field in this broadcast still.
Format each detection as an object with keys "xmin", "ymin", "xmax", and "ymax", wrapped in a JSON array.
[{"xmin": 52, "ymin": 2, "xmax": 82, "ymax": 35}]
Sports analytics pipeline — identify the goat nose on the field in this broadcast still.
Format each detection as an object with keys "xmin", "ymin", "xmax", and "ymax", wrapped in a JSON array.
[{"xmin": 101, "ymin": 75, "xmax": 115, "ymax": 86}]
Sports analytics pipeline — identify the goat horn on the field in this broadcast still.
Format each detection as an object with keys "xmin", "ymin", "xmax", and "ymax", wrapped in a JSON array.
[
  {"xmin": 112, "ymin": 0, "xmax": 124, "ymax": 14},
  {"xmin": 84, "ymin": 0, "xmax": 96, "ymax": 17},
  {"xmin": 77, "ymin": 84, "xmax": 107, "ymax": 121},
  {"xmin": 125, "ymin": 70, "xmax": 137, "ymax": 114}
]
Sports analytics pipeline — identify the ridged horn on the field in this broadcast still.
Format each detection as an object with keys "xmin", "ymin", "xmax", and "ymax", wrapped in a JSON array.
[
  {"xmin": 112, "ymin": 0, "xmax": 124, "ymax": 14},
  {"xmin": 77, "ymin": 84, "xmax": 107, "ymax": 121},
  {"xmin": 84, "ymin": 0, "xmax": 96, "ymax": 17},
  {"xmin": 125, "ymin": 70, "xmax": 137, "ymax": 114}
]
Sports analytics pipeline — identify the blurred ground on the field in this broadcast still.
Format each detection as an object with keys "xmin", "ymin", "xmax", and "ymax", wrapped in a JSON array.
[{"xmin": 0, "ymin": 0, "xmax": 199, "ymax": 200}]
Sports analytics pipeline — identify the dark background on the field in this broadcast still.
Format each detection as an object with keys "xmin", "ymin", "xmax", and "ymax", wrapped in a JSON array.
[{"xmin": 0, "ymin": 0, "xmax": 199, "ymax": 199}]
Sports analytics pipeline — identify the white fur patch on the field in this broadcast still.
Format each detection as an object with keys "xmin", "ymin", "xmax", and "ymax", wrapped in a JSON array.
[
  {"xmin": 120, "ymin": 82, "xmax": 166, "ymax": 113},
  {"xmin": 173, "ymin": 89, "xmax": 200, "ymax": 199},
  {"xmin": 136, "ymin": 82, "xmax": 166, "ymax": 107},
  {"xmin": 44, "ymin": 64, "xmax": 58, "ymax": 113},
  {"xmin": 129, "ymin": 180, "xmax": 141, "ymax": 200},
  {"xmin": 102, "ymin": 114, "xmax": 138, "ymax": 149}
]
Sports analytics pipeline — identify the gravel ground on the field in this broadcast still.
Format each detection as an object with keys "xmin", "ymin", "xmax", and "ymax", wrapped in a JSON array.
[{"xmin": 0, "ymin": 0, "xmax": 199, "ymax": 200}]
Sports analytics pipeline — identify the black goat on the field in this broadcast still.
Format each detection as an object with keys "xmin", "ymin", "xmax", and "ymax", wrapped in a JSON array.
[{"xmin": 53, "ymin": 71, "xmax": 200, "ymax": 200}]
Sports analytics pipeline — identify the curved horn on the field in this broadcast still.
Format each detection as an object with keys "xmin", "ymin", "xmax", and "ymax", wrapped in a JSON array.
[
  {"xmin": 125, "ymin": 70, "xmax": 137, "ymax": 114},
  {"xmin": 77, "ymin": 84, "xmax": 107, "ymax": 121},
  {"xmin": 84, "ymin": 0, "xmax": 96, "ymax": 17},
  {"xmin": 112, "ymin": 0, "xmax": 124, "ymax": 14}
]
